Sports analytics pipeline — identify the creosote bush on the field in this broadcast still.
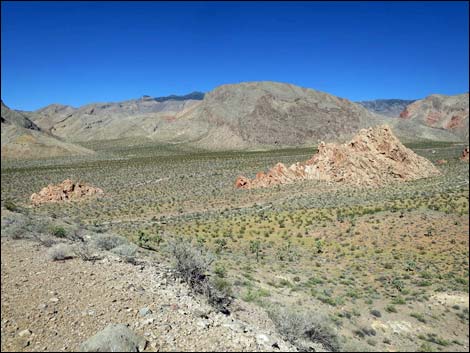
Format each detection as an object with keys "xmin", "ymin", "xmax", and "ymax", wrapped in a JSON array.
[
  {"xmin": 93, "ymin": 233, "xmax": 128, "ymax": 251},
  {"xmin": 48, "ymin": 243, "xmax": 74, "ymax": 261},
  {"xmin": 167, "ymin": 236, "xmax": 232, "ymax": 313},
  {"xmin": 111, "ymin": 243, "xmax": 138, "ymax": 260},
  {"xmin": 268, "ymin": 306, "xmax": 340, "ymax": 352},
  {"xmin": 74, "ymin": 243, "xmax": 101, "ymax": 262},
  {"xmin": 50, "ymin": 226, "xmax": 67, "ymax": 238}
]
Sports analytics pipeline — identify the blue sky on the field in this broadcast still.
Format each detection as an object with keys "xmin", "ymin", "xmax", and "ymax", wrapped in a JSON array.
[{"xmin": 1, "ymin": 1, "xmax": 469, "ymax": 110}]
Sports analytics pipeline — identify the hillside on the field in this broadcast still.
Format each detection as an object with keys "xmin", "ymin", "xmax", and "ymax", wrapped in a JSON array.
[
  {"xmin": 158, "ymin": 82, "xmax": 461, "ymax": 149},
  {"xmin": 26, "ymin": 82, "xmax": 390, "ymax": 148},
  {"xmin": 28, "ymin": 96, "xmax": 202, "ymax": 142},
  {"xmin": 1, "ymin": 101, "xmax": 94, "ymax": 160},
  {"xmin": 15, "ymin": 82, "xmax": 465, "ymax": 152},
  {"xmin": 399, "ymin": 93, "xmax": 469, "ymax": 140}
]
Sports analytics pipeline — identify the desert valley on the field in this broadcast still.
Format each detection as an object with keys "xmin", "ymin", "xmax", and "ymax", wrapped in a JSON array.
[
  {"xmin": 1, "ymin": 80, "xmax": 469, "ymax": 352},
  {"xmin": 2, "ymin": 1, "xmax": 469, "ymax": 352}
]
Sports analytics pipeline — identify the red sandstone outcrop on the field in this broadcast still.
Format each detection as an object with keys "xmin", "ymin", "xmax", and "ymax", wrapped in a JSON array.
[
  {"xmin": 235, "ymin": 125, "xmax": 441, "ymax": 189},
  {"xmin": 461, "ymin": 147, "xmax": 469, "ymax": 162},
  {"xmin": 31, "ymin": 179, "xmax": 103, "ymax": 206}
]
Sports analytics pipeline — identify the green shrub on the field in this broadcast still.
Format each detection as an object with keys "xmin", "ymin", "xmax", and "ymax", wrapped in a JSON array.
[{"xmin": 50, "ymin": 226, "xmax": 67, "ymax": 238}]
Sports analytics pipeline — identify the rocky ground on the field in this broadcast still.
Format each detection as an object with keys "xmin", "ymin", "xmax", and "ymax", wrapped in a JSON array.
[{"xmin": 1, "ymin": 235, "xmax": 295, "ymax": 352}]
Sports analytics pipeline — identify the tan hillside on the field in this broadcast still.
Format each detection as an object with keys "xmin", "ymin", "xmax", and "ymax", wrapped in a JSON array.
[
  {"xmin": 1, "ymin": 102, "xmax": 94, "ymax": 160},
  {"xmin": 28, "ymin": 97, "xmax": 202, "ymax": 142},
  {"xmin": 14, "ymin": 82, "xmax": 463, "ymax": 153}
]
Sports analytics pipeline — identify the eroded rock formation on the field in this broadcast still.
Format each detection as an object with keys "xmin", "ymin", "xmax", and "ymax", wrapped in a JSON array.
[
  {"xmin": 235, "ymin": 125, "xmax": 441, "ymax": 189},
  {"xmin": 31, "ymin": 179, "xmax": 103, "ymax": 205}
]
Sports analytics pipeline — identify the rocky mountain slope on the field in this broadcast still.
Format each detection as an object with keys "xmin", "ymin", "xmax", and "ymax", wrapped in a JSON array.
[
  {"xmin": 356, "ymin": 99, "xmax": 416, "ymax": 118},
  {"xmin": 26, "ymin": 95, "xmax": 203, "ymax": 142},
  {"xmin": 235, "ymin": 125, "xmax": 440, "ymax": 189},
  {"xmin": 166, "ymin": 81, "xmax": 388, "ymax": 150},
  {"xmin": 399, "ymin": 93, "xmax": 469, "ymax": 140},
  {"xmin": 28, "ymin": 82, "xmax": 389, "ymax": 147},
  {"xmin": 1, "ymin": 101, "xmax": 93, "ymax": 160},
  {"xmin": 158, "ymin": 82, "xmax": 460, "ymax": 148},
  {"xmin": 10, "ymin": 82, "xmax": 465, "ymax": 154}
]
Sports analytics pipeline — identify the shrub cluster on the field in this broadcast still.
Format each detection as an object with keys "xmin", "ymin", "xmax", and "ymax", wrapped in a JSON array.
[
  {"xmin": 167, "ymin": 236, "xmax": 232, "ymax": 313},
  {"xmin": 268, "ymin": 306, "xmax": 340, "ymax": 352}
]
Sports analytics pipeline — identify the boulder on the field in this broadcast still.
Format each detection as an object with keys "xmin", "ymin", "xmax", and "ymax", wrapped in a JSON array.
[{"xmin": 79, "ymin": 324, "xmax": 147, "ymax": 352}]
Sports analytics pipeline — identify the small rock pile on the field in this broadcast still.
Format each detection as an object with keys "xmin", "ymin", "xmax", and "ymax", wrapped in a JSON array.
[
  {"xmin": 461, "ymin": 146, "xmax": 469, "ymax": 162},
  {"xmin": 31, "ymin": 179, "xmax": 103, "ymax": 206},
  {"xmin": 235, "ymin": 125, "xmax": 441, "ymax": 189}
]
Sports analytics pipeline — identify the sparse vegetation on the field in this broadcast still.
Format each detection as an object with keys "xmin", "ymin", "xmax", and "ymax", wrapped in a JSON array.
[{"xmin": 1, "ymin": 140, "xmax": 468, "ymax": 352}]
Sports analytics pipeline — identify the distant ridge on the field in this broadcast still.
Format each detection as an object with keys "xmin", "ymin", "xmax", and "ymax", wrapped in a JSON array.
[
  {"xmin": 144, "ymin": 91, "xmax": 205, "ymax": 102},
  {"xmin": 357, "ymin": 99, "xmax": 416, "ymax": 118},
  {"xmin": 4, "ymin": 82, "xmax": 465, "ymax": 155}
]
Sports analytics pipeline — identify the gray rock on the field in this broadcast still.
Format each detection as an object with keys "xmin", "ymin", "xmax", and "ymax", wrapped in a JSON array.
[
  {"xmin": 196, "ymin": 319, "xmax": 210, "ymax": 329},
  {"xmin": 139, "ymin": 307, "xmax": 152, "ymax": 317},
  {"xmin": 79, "ymin": 324, "xmax": 147, "ymax": 352},
  {"xmin": 222, "ymin": 321, "xmax": 246, "ymax": 333},
  {"xmin": 256, "ymin": 333, "xmax": 271, "ymax": 345},
  {"xmin": 37, "ymin": 303, "xmax": 48, "ymax": 311},
  {"xmin": 256, "ymin": 333, "xmax": 279, "ymax": 348},
  {"xmin": 18, "ymin": 329, "xmax": 32, "ymax": 337}
]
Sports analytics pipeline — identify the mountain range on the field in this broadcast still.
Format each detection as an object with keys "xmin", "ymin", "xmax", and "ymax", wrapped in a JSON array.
[
  {"xmin": 356, "ymin": 99, "xmax": 416, "ymax": 118},
  {"xmin": 1, "ymin": 82, "xmax": 468, "ymax": 159}
]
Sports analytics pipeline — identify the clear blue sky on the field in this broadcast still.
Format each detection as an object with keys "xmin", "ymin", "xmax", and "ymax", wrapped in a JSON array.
[{"xmin": 1, "ymin": 1, "xmax": 469, "ymax": 110}]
